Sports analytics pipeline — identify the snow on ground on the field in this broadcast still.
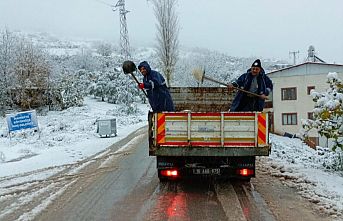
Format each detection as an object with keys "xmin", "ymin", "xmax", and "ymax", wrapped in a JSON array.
[
  {"xmin": 0, "ymin": 97, "xmax": 151, "ymax": 220},
  {"xmin": 1, "ymin": 98, "xmax": 343, "ymax": 219},
  {"xmin": 0, "ymin": 97, "xmax": 150, "ymax": 178},
  {"xmin": 262, "ymin": 134, "xmax": 343, "ymax": 218}
]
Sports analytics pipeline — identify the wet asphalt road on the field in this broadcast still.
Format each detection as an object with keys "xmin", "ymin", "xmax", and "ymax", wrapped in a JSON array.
[{"xmin": 36, "ymin": 127, "xmax": 330, "ymax": 221}]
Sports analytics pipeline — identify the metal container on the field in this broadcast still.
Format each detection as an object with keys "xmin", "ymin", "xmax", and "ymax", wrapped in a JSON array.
[{"xmin": 96, "ymin": 118, "xmax": 117, "ymax": 137}]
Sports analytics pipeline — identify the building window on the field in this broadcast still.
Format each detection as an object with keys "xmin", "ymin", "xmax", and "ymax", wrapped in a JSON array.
[
  {"xmin": 307, "ymin": 86, "xmax": 315, "ymax": 95},
  {"xmin": 281, "ymin": 87, "xmax": 297, "ymax": 100},
  {"xmin": 307, "ymin": 112, "xmax": 314, "ymax": 120},
  {"xmin": 282, "ymin": 113, "xmax": 297, "ymax": 125}
]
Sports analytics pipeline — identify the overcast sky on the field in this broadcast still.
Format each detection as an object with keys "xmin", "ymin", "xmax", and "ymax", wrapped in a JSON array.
[{"xmin": 0, "ymin": 0, "xmax": 343, "ymax": 63}]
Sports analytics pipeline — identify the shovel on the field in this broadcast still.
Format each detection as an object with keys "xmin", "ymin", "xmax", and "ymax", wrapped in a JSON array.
[
  {"xmin": 192, "ymin": 68, "xmax": 262, "ymax": 98},
  {"xmin": 122, "ymin": 60, "xmax": 148, "ymax": 97}
]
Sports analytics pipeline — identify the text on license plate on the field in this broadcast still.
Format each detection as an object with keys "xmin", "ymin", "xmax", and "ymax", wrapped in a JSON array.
[{"xmin": 192, "ymin": 168, "xmax": 220, "ymax": 175}]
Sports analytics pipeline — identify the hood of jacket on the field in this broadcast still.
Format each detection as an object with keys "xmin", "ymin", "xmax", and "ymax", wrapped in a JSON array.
[{"xmin": 138, "ymin": 61, "xmax": 152, "ymax": 74}]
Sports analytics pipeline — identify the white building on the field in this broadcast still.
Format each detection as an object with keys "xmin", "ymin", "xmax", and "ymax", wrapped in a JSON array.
[{"xmin": 267, "ymin": 62, "xmax": 343, "ymax": 147}]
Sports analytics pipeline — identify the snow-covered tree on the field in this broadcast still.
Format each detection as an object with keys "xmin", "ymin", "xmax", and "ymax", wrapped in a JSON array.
[
  {"xmin": 70, "ymin": 48, "xmax": 99, "ymax": 71},
  {"xmin": 94, "ymin": 41, "xmax": 113, "ymax": 57},
  {"xmin": 59, "ymin": 69, "xmax": 84, "ymax": 109},
  {"xmin": 12, "ymin": 38, "xmax": 51, "ymax": 110},
  {"xmin": 302, "ymin": 72, "xmax": 343, "ymax": 151},
  {"xmin": 76, "ymin": 69, "xmax": 93, "ymax": 95},
  {"xmin": 87, "ymin": 66, "xmax": 141, "ymax": 105},
  {"xmin": 0, "ymin": 29, "xmax": 17, "ymax": 112},
  {"xmin": 151, "ymin": 0, "xmax": 179, "ymax": 87},
  {"xmin": 91, "ymin": 73, "xmax": 108, "ymax": 102}
]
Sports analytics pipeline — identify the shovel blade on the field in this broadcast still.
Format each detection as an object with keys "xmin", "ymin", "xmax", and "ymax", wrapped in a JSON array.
[{"xmin": 122, "ymin": 60, "xmax": 136, "ymax": 74}]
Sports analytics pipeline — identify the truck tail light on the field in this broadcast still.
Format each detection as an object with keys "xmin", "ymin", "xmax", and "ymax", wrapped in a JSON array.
[
  {"xmin": 160, "ymin": 169, "xmax": 179, "ymax": 177},
  {"xmin": 238, "ymin": 168, "xmax": 254, "ymax": 176}
]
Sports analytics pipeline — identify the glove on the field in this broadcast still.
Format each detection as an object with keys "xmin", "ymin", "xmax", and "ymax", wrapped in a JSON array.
[
  {"xmin": 138, "ymin": 83, "xmax": 144, "ymax": 89},
  {"xmin": 227, "ymin": 83, "xmax": 234, "ymax": 92}
]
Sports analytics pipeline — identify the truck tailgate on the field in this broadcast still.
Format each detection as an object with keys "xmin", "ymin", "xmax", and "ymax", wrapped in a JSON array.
[{"xmin": 149, "ymin": 112, "xmax": 270, "ymax": 156}]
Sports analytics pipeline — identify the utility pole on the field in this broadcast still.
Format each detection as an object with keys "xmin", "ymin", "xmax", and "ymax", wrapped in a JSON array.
[
  {"xmin": 114, "ymin": 0, "xmax": 131, "ymax": 60},
  {"xmin": 95, "ymin": 0, "xmax": 131, "ymax": 60},
  {"xmin": 289, "ymin": 50, "xmax": 299, "ymax": 65}
]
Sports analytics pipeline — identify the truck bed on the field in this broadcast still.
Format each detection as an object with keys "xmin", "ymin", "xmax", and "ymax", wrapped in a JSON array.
[{"xmin": 148, "ymin": 87, "xmax": 271, "ymax": 157}]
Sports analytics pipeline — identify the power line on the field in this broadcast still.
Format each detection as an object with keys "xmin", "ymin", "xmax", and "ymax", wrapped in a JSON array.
[{"xmin": 94, "ymin": 0, "xmax": 115, "ymax": 7}]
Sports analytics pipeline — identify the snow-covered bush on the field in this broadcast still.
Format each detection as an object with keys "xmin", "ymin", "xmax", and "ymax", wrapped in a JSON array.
[
  {"xmin": 118, "ymin": 103, "xmax": 141, "ymax": 115},
  {"xmin": 302, "ymin": 72, "xmax": 343, "ymax": 152},
  {"xmin": 316, "ymin": 146, "xmax": 343, "ymax": 171},
  {"xmin": 59, "ymin": 72, "xmax": 84, "ymax": 109}
]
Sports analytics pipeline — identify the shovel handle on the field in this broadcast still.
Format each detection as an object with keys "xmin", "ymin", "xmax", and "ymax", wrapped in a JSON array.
[
  {"xmin": 130, "ymin": 72, "xmax": 148, "ymax": 97},
  {"xmin": 203, "ymin": 76, "xmax": 261, "ymax": 98},
  {"xmin": 232, "ymin": 86, "xmax": 262, "ymax": 98},
  {"xmin": 203, "ymin": 76, "xmax": 227, "ymax": 87}
]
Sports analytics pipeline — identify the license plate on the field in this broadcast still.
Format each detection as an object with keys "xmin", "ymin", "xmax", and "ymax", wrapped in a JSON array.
[{"xmin": 192, "ymin": 168, "xmax": 220, "ymax": 175}]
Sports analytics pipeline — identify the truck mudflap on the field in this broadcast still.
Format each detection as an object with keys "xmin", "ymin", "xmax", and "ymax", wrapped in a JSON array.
[
  {"xmin": 157, "ymin": 156, "xmax": 255, "ymax": 180},
  {"xmin": 149, "ymin": 111, "xmax": 271, "ymax": 156}
]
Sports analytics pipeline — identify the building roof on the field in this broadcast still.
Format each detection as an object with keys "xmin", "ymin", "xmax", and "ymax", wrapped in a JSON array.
[{"xmin": 267, "ymin": 62, "xmax": 343, "ymax": 77}]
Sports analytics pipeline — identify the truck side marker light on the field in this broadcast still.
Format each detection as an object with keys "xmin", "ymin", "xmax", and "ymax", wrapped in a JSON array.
[{"xmin": 161, "ymin": 170, "xmax": 178, "ymax": 177}]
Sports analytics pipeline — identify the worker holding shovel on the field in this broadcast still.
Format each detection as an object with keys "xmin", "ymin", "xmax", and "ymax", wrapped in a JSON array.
[
  {"xmin": 228, "ymin": 59, "xmax": 273, "ymax": 112},
  {"xmin": 137, "ymin": 61, "xmax": 175, "ymax": 112}
]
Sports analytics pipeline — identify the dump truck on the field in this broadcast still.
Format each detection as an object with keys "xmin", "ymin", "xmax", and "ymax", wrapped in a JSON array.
[{"xmin": 148, "ymin": 87, "xmax": 271, "ymax": 181}]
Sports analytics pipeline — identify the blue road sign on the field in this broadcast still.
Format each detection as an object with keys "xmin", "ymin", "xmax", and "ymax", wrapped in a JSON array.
[{"xmin": 6, "ymin": 110, "xmax": 39, "ymax": 132}]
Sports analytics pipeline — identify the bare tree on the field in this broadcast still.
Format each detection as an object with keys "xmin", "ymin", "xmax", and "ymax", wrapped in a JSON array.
[
  {"xmin": 13, "ymin": 38, "xmax": 51, "ymax": 110},
  {"xmin": 151, "ymin": 0, "xmax": 179, "ymax": 87}
]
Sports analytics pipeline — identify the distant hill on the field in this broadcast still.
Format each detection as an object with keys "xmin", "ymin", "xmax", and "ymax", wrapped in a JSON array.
[
  {"xmin": 133, "ymin": 46, "xmax": 289, "ymax": 87},
  {"xmin": 16, "ymin": 31, "xmax": 290, "ymax": 87}
]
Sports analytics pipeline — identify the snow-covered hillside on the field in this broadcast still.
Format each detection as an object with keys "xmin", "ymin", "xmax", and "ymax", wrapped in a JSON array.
[{"xmin": 16, "ymin": 31, "xmax": 289, "ymax": 87}]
